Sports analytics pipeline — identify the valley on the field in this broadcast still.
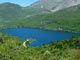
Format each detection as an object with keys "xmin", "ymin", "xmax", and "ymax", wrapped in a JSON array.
[{"xmin": 0, "ymin": 0, "xmax": 80, "ymax": 60}]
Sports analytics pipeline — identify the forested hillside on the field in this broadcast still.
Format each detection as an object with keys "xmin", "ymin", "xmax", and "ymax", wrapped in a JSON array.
[{"xmin": 0, "ymin": 33, "xmax": 80, "ymax": 60}]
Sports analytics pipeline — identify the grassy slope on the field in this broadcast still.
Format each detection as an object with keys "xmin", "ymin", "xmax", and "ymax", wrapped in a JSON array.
[
  {"xmin": 22, "ymin": 4, "xmax": 80, "ymax": 32},
  {"xmin": 0, "ymin": 4, "xmax": 80, "ymax": 33},
  {"xmin": 0, "ymin": 3, "xmax": 23, "ymax": 21}
]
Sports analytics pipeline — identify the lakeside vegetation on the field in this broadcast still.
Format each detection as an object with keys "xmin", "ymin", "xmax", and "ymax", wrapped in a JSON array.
[{"xmin": 0, "ymin": 33, "xmax": 80, "ymax": 60}]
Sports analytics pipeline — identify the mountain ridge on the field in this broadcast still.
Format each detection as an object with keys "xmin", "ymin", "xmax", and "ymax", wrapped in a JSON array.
[
  {"xmin": 0, "ymin": 2, "xmax": 48, "ymax": 21},
  {"xmin": 30, "ymin": 0, "xmax": 80, "ymax": 12}
]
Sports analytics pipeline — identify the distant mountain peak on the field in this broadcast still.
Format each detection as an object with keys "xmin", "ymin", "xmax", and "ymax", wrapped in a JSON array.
[
  {"xmin": 0, "ymin": 2, "xmax": 21, "ymax": 7},
  {"xmin": 30, "ymin": 0, "xmax": 80, "ymax": 12}
]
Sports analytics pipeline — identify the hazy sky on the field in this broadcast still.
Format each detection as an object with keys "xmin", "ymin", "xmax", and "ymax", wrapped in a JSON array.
[{"xmin": 0, "ymin": 0, "xmax": 38, "ymax": 6}]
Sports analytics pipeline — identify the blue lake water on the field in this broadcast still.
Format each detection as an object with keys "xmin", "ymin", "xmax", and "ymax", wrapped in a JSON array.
[{"xmin": 0, "ymin": 28, "xmax": 80, "ymax": 47}]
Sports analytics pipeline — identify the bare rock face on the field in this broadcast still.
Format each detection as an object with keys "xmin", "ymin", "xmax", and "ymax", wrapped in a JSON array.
[{"xmin": 30, "ymin": 0, "xmax": 80, "ymax": 12}]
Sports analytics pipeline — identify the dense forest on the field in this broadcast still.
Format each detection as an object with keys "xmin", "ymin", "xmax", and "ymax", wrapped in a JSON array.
[{"xmin": 0, "ymin": 33, "xmax": 80, "ymax": 60}]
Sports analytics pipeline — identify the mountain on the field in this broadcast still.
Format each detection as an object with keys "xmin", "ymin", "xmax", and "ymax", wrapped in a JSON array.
[
  {"xmin": 0, "ymin": 2, "xmax": 80, "ymax": 32},
  {"xmin": 30, "ymin": 0, "xmax": 80, "ymax": 12},
  {"xmin": 0, "ymin": 0, "xmax": 80, "ymax": 21},
  {"xmin": 0, "ymin": 2, "xmax": 48, "ymax": 21},
  {"xmin": 0, "ymin": 2, "xmax": 23, "ymax": 21}
]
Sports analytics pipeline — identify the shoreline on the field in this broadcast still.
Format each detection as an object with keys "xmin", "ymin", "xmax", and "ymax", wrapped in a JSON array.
[{"xmin": 0, "ymin": 26, "xmax": 80, "ymax": 34}]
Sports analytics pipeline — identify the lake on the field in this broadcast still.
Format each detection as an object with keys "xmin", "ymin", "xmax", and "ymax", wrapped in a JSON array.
[{"xmin": 0, "ymin": 28, "xmax": 80, "ymax": 47}]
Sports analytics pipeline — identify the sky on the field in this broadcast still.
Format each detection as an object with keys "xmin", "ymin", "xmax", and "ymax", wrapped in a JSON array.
[{"xmin": 0, "ymin": 0, "xmax": 38, "ymax": 7}]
